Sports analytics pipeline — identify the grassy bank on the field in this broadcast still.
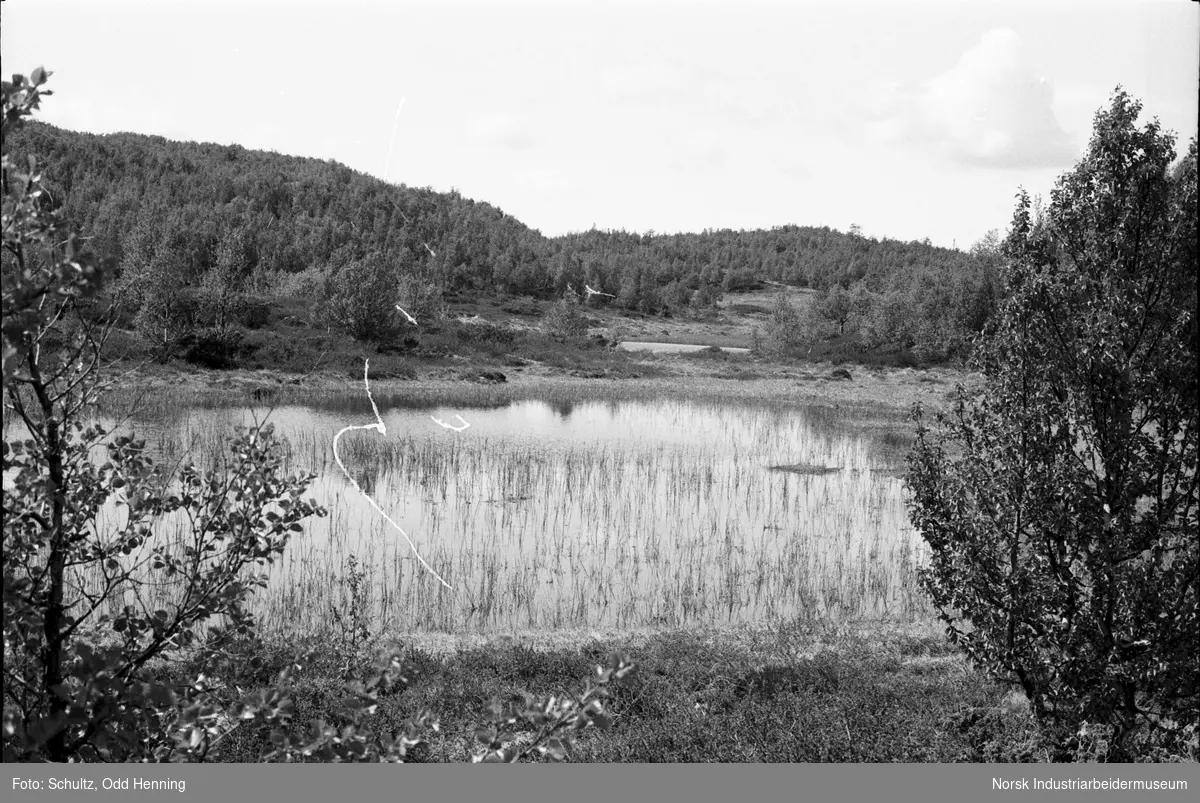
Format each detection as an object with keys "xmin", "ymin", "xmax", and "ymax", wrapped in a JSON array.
[
  {"xmin": 97, "ymin": 355, "xmax": 974, "ymax": 420},
  {"xmin": 180, "ymin": 622, "xmax": 1083, "ymax": 763}
]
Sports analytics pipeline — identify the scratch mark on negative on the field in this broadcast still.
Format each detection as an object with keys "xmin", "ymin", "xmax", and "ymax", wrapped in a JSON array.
[
  {"xmin": 333, "ymin": 359, "xmax": 452, "ymax": 589},
  {"xmin": 431, "ymin": 414, "xmax": 470, "ymax": 432}
]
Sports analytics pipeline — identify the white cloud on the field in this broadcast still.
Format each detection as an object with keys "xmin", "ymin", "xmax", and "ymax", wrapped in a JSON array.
[{"xmin": 876, "ymin": 28, "xmax": 1077, "ymax": 169}]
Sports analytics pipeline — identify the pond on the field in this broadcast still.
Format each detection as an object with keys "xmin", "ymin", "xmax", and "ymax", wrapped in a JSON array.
[
  {"xmin": 8, "ymin": 392, "xmax": 929, "ymax": 635},
  {"xmin": 618, "ymin": 341, "xmax": 751, "ymax": 354}
]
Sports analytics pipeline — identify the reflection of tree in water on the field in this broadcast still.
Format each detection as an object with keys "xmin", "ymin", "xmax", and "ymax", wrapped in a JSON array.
[
  {"xmin": 547, "ymin": 399, "xmax": 577, "ymax": 420},
  {"xmin": 338, "ymin": 431, "xmax": 384, "ymax": 496},
  {"xmin": 349, "ymin": 461, "xmax": 381, "ymax": 496}
]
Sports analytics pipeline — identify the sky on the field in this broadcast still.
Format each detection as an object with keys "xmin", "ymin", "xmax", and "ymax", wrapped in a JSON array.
[{"xmin": 3, "ymin": 0, "xmax": 1197, "ymax": 249}]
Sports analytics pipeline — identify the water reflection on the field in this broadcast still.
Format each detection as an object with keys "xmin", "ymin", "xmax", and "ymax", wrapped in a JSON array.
[{"xmin": 546, "ymin": 399, "xmax": 578, "ymax": 420}]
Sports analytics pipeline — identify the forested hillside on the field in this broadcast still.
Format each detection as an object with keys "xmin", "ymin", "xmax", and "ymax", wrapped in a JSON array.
[{"xmin": 7, "ymin": 122, "xmax": 1001, "ymax": 363}]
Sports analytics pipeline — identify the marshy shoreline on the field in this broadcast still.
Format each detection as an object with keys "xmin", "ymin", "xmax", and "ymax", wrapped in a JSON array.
[
  {"xmin": 101, "ymin": 356, "xmax": 1055, "ymax": 763},
  {"xmin": 83, "ymin": 353, "xmax": 958, "ymax": 632}
]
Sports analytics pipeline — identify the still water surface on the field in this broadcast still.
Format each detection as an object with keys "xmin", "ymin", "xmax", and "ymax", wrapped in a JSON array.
[{"xmin": 618, "ymin": 341, "xmax": 751, "ymax": 354}]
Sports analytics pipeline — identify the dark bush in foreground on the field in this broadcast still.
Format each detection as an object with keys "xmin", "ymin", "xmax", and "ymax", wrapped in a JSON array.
[{"xmin": 908, "ymin": 90, "xmax": 1198, "ymax": 759}]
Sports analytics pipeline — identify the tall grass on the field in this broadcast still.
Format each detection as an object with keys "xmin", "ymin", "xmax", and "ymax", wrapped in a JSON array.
[{"xmin": 52, "ymin": 393, "xmax": 932, "ymax": 637}]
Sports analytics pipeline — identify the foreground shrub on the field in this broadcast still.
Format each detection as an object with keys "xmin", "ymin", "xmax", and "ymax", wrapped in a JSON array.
[{"xmin": 907, "ymin": 90, "xmax": 1198, "ymax": 758}]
